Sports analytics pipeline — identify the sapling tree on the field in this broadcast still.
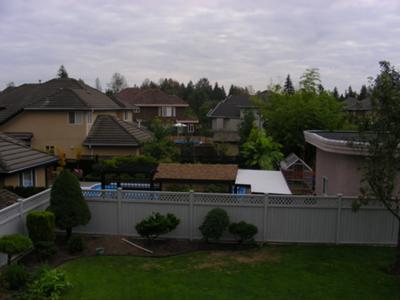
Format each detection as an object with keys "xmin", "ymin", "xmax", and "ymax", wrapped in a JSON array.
[
  {"xmin": 48, "ymin": 170, "xmax": 91, "ymax": 239},
  {"xmin": 356, "ymin": 61, "xmax": 400, "ymax": 274}
]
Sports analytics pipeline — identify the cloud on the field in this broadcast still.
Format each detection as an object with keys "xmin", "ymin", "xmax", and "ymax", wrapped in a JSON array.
[{"xmin": 0, "ymin": 0, "xmax": 399, "ymax": 93}]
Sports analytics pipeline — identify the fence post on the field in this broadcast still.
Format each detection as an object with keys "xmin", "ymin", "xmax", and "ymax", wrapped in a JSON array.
[
  {"xmin": 335, "ymin": 193, "xmax": 343, "ymax": 245},
  {"xmin": 18, "ymin": 198, "xmax": 25, "ymax": 234},
  {"xmin": 117, "ymin": 188, "xmax": 122, "ymax": 235},
  {"xmin": 263, "ymin": 194, "xmax": 269, "ymax": 242},
  {"xmin": 189, "ymin": 191, "xmax": 194, "ymax": 241}
]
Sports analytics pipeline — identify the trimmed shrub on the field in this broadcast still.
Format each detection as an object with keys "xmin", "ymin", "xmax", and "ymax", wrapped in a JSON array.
[
  {"xmin": 1, "ymin": 264, "xmax": 29, "ymax": 290},
  {"xmin": 199, "ymin": 208, "xmax": 230, "ymax": 241},
  {"xmin": 0, "ymin": 234, "xmax": 33, "ymax": 265},
  {"xmin": 135, "ymin": 213, "xmax": 180, "ymax": 240},
  {"xmin": 35, "ymin": 241, "xmax": 58, "ymax": 260},
  {"xmin": 67, "ymin": 236, "xmax": 86, "ymax": 254},
  {"xmin": 26, "ymin": 211, "xmax": 55, "ymax": 246},
  {"xmin": 229, "ymin": 221, "xmax": 258, "ymax": 244},
  {"xmin": 18, "ymin": 269, "xmax": 71, "ymax": 300},
  {"xmin": 204, "ymin": 184, "xmax": 227, "ymax": 193},
  {"xmin": 48, "ymin": 169, "xmax": 91, "ymax": 239}
]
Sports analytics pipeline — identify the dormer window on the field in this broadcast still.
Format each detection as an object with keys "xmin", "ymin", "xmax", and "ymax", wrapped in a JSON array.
[
  {"xmin": 68, "ymin": 112, "xmax": 82, "ymax": 124},
  {"xmin": 123, "ymin": 111, "xmax": 129, "ymax": 121}
]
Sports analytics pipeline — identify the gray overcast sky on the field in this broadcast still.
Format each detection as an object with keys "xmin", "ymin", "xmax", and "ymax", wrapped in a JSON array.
[{"xmin": 1, "ymin": 0, "xmax": 399, "ymax": 93}]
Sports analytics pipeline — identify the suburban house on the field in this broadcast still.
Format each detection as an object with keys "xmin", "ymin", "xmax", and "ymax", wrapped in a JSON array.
[
  {"xmin": 0, "ymin": 78, "xmax": 152, "ymax": 160},
  {"xmin": 153, "ymin": 163, "xmax": 238, "ymax": 192},
  {"xmin": 280, "ymin": 153, "xmax": 314, "ymax": 194},
  {"xmin": 344, "ymin": 97, "xmax": 372, "ymax": 116},
  {"xmin": 0, "ymin": 133, "xmax": 58, "ymax": 188},
  {"xmin": 304, "ymin": 130, "xmax": 400, "ymax": 196},
  {"xmin": 234, "ymin": 169, "xmax": 292, "ymax": 195},
  {"xmin": 116, "ymin": 88, "xmax": 199, "ymax": 133},
  {"xmin": 207, "ymin": 95, "xmax": 263, "ymax": 156}
]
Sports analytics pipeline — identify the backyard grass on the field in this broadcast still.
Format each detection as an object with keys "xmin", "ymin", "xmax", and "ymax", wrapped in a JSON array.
[{"xmin": 60, "ymin": 245, "xmax": 400, "ymax": 300}]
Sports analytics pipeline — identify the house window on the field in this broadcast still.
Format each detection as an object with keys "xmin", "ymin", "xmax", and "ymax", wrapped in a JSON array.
[
  {"xmin": 322, "ymin": 176, "xmax": 328, "ymax": 195},
  {"xmin": 45, "ymin": 145, "xmax": 55, "ymax": 155},
  {"xmin": 68, "ymin": 112, "xmax": 82, "ymax": 124},
  {"xmin": 133, "ymin": 107, "xmax": 140, "ymax": 113},
  {"xmin": 123, "ymin": 111, "xmax": 129, "ymax": 121},
  {"xmin": 188, "ymin": 124, "xmax": 195, "ymax": 133},
  {"xmin": 20, "ymin": 169, "xmax": 35, "ymax": 187},
  {"xmin": 87, "ymin": 111, "xmax": 93, "ymax": 123},
  {"xmin": 158, "ymin": 106, "xmax": 176, "ymax": 117}
]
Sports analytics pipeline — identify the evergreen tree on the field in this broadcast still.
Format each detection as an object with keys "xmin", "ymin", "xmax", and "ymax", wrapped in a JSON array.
[
  {"xmin": 95, "ymin": 77, "xmax": 102, "ymax": 91},
  {"xmin": 283, "ymin": 74, "xmax": 295, "ymax": 95},
  {"xmin": 317, "ymin": 84, "xmax": 325, "ymax": 94},
  {"xmin": 332, "ymin": 87, "xmax": 339, "ymax": 99},
  {"xmin": 346, "ymin": 85, "xmax": 357, "ymax": 98},
  {"xmin": 358, "ymin": 84, "xmax": 368, "ymax": 100},
  {"xmin": 48, "ymin": 170, "xmax": 91, "ymax": 239},
  {"xmin": 57, "ymin": 65, "xmax": 69, "ymax": 78}
]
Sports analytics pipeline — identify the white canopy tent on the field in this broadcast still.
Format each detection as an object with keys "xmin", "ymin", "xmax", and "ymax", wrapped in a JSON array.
[{"xmin": 235, "ymin": 169, "xmax": 292, "ymax": 194}]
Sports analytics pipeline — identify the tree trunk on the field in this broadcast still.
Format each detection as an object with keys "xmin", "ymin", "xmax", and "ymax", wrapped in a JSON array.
[
  {"xmin": 7, "ymin": 254, "xmax": 11, "ymax": 265},
  {"xmin": 66, "ymin": 227, "xmax": 72, "ymax": 240}
]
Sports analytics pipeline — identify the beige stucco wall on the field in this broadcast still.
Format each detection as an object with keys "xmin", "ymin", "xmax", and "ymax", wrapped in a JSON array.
[
  {"xmin": 0, "ymin": 110, "xmax": 135, "ymax": 159},
  {"xmin": 3, "ymin": 166, "xmax": 47, "ymax": 188},
  {"xmin": 315, "ymin": 148, "xmax": 400, "ymax": 196}
]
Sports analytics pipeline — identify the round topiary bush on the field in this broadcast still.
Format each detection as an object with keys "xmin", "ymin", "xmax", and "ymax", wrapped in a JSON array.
[
  {"xmin": 26, "ymin": 211, "xmax": 56, "ymax": 246},
  {"xmin": 229, "ymin": 221, "xmax": 258, "ymax": 244},
  {"xmin": 1, "ymin": 263, "xmax": 29, "ymax": 290},
  {"xmin": 0, "ymin": 234, "xmax": 33, "ymax": 265},
  {"xmin": 135, "ymin": 213, "xmax": 180, "ymax": 241},
  {"xmin": 67, "ymin": 236, "xmax": 86, "ymax": 254},
  {"xmin": 199, "ymin": 208, "xmax": 230, "ymax": 242}
]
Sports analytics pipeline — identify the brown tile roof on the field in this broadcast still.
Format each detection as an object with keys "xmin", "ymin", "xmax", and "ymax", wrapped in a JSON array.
[
  {"xmin": 154, "ymin": 163, "xmax": 238, "ymax": 182},
  {"xmin": 116, "ymin": 88, "xmax": 189, "ymax": 106},
  {"xmin": 83, "ymin": 115, "xmax": 153, "ymax": 147},
  {"xmin": 0, "ymin": 133, "xmax": 58, "ymax": 174},
  {"xmin": 0, "ymin": 189, "xmax": 20, "ymax": 210},
  {"xmin": 0, "ymin": 78, "xmax": 135, "ymax": 125}
]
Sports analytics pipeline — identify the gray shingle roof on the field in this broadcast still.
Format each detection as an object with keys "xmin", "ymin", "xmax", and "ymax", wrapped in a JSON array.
[
  {"xmin": 116, "ymin": 88, "xmax": 189, "ymax": 106},
  {"xmin": 344, "ymin": 97, "xmax": 373, "ymax": 111},
  {"xmin": 0, "ymin": 133, "xmax": 58, "ymax": 174},
  {"xmin": 0, "ymin": 78, "xmax": 135, "ymax": 125},
  {"xmin": 280, "ymin": 153, "xmax": 312, "ymax": 171},
  {"xmin": 83, "ymin": 115, "xmax": 153, "ymax": 147},
  {"xmin": 208, "ymin": 95, "xmax": 256, "ymax": 118},
  {"xmin": 306, "ymin": 130, "xmax": 376, "ymax": 143}
]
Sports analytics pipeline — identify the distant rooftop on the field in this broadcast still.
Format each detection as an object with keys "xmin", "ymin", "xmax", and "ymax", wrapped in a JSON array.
[
  {"xmin": 0, "ymin": 78, "xmax": 134, "ymax": 125},
  {"xmin": 344, "ymin": 97, "xmax": 373, "ymax": 111},
  {"xmin": 116, "ymin": 88, "xmax": 189, "ymax": 107},
  {"xmin": 235, "ymin": 169, "xmax": 292, "ymax": 194},
  {"xmin": 208, "ymin": 95, "xmax": 258, "ymax": 118}
]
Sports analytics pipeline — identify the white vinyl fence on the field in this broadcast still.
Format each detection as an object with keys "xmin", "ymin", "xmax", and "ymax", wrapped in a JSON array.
[{"xmin": 0, "ymin": 188, "xmax": 398, "ymax": 266}]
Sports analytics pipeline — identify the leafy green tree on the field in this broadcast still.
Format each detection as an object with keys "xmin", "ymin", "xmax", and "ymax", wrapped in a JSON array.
[
  {"xmin": 0, "ymin": 234, "xmax": 33, "ymax": 265},
  {"xmin": 283, "ymin": 74, "xmax": 295, "ymax": 95},
  {"xmin": 355, "ymin": 61, "xmax": 400, "ymax": 274},
  {"xmin": 57, "ymin": 65, "xmax": 68, "ymax": 78},
  {"xmin": 256, "ymin": 86, "xmax": 346, "ymax": 155},
  {"xmin": 299, "ymin": 68, "xmax": 320, "ymax": 93},
  {"xmin": 239, "ymin": 110, "xmax": 256, "ymax": 145},
  {"xmin": 241, "ymin": 127, "xmax": 283, "ymax": 170},
  {"xmin": 48, "ymin": 170, "xmax": 91, "ymax": 239}
]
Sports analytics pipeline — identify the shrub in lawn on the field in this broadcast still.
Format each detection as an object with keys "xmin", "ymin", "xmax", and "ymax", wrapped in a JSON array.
[
  {"xmin": 48, "ymin": 169, "xmax": 91, "ymax": 240},
  {"xmin": 18, "ymin": 268, "xmax": 71, "ymax": 300},
  {"xmin": 26, "ymin": 211, "xmax": 56, "ymax": 245},
  {"xmin": 35, "ymin": 241, "xmax": 58, "ymax": 260},
  {"xmin": 229, "ymin": 221, "xmax": 258, "ymax": 244},
  {"xmin": 1, "ymin": 264, "xmax": 29, "ymax": 290},
  {"xmin": 199, "ymin": 208, "xmax": 230, "ymax": 242},
  {"xmin": 67, "ymin": 236, "xmax": 86, "ymax": 254},
  {"xmin": 135, "ymin": 213, "xmax": 180, "ymax": 241},
  {"xmin": 0, "ymin": 234, "xmax": 33, "ymax": 265}
]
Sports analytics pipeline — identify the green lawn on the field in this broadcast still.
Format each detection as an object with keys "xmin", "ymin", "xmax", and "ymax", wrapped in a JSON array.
[{"xmin": 60, "ymin": 245, "xmax": 400, "ymax": 300}]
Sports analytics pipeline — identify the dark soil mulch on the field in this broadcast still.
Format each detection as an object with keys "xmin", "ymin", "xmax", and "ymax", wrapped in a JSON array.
[{"xmin": 19, "ymin": 234, "xmax": 258, "ymax": 268}]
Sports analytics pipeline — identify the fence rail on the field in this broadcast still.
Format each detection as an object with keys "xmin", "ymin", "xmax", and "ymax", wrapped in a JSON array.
[{"xmin": 0, "ymin": 188, "xmax": 398, "ymax": 266}]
